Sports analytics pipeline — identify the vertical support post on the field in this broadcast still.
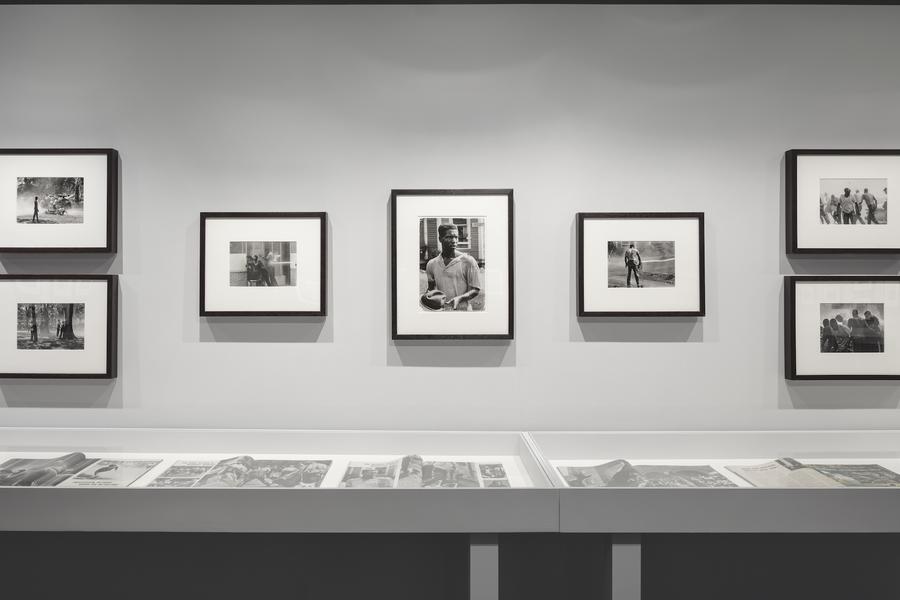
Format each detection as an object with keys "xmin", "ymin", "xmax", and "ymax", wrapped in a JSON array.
[
  {"xmin": 611, "ymin": 533, "xmax": 641, "ymax": 600},
  {"xmin": 470, "ymin": 533, "xmax": 499, "ymax": 600}
]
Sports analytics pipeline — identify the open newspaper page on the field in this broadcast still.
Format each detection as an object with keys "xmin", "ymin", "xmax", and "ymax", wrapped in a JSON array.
[
  {"xmin": 808, "ymin": 463, "xmax": 900, "ymax": 487},
  {"xmin": 479, "ymin": 463, "xmax": 510, "ymax": 488},
  {"xmin": 339, "ymin": 459, "xmax": 399, "ymax": 488},
  {"xmin": 727, "ymin": 458, "xmax": 840, "ymax": 488},
  {"xmin": 194, "ymin": 456, "xmax": 332, "ymax": 488},
  {"xmin": 397, "ymin": 455, "xmax": 423, "ymax": 488},
  {"xmin": 558, "ymin": 459, "xmax": 736, "ymax": 488},
  {"xmin": 147, "ymin": 461, "xmax": 217, "ymax": 488},
  {"xmin": 0, "ymin": 453, "xmax": 98, "ymax": 487},
  {"xmin": 397, "ymin": 456, "xmax": 510, "ymax": 488},
  {"xmin": 421, "ymin": 461, "xmax": 479, "ymax": 488},
  {"xmin": 59, "ymin": 459, "xmax": 161, "ymax": 488}
]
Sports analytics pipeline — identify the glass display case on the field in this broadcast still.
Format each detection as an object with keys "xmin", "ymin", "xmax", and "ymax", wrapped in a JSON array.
[
  {"xmin": 0, "ymin": 428, "xmax": 556, "ymax": 533},
  {"xmin": 528, "ymin": 430, "xmax": 900, "ymax": 533}
]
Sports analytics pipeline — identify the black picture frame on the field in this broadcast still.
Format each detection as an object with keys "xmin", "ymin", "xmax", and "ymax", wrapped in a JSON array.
[
  {"xmin": 390, "ymin": 188, "xmax": 514, "ymax": 340},
  {"xmin": 0, "ymin": 274, "xmax": 118, "ymax": 379},
  {"xmin": 786, "ymin": 149, "xmax": 899, "ymax": 254},
  {"xmin": 199, "ymin": 212, "xmax": 327, "ymax": 317},
  {"xmin": 577, "ymin": 212, "xmax": 706, "ymax": 317},
  {"xmin": 0, "ymin": 148, "xmax": 118, "ymax": 253},
  {"xmin": 785, "ymin": 275, "xmax": 899, "ymax": 380}
]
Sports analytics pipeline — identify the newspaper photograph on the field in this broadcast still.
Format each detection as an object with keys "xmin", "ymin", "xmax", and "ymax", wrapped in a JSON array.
[
  {"xmin": 727, "ymin": 459, "xmax": 839, "ymax": 488},
  {"xmin": 59, "ymin": 459, "xmax": 162, "ymax": 488},
  {"xmin": 146, "ymin": 461, "xmax": 216, "ymax": 488},
  {"xmin": 728, "ymin": 458, "xmax": 900, "ymax": 488},
  {"xmin": 421, "ymin": 461, "xmax": 479, "ymax": 488},
  {"xmin": 339, "ymin": 460, "xmax": 399, "ymax": 488},
  {"xmin": 397, "ymin": 454, "xmax": 424, "ymax": 488},
  {"xmin": 558, "ymin": 459, "xmax": 736, "ymax": 488},
  {"xmin": 809, "ymin": 462, "xmax": 900, "ymax": 487},
  {"xmin": 195, "ymin": 456, "xmax": 332, "ymax": 488},
  {"xmin": 0, "ymin": 452, "xmax": 98, "ymax": 487}
]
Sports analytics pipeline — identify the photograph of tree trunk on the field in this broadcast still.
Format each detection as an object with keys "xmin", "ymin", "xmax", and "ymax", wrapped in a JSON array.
[{"xmin": 16, "ymin": 303, "xmax": 85, "ymax": 350}]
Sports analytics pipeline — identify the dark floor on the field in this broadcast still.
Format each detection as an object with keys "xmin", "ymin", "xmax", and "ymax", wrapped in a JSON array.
[
  {"xmin": 2, "ymin": 532, "xmax": 898, "ymax": 600},
  {"xmin": 644, "ymin": 534, "xmax": 900, "ymax": 600}
]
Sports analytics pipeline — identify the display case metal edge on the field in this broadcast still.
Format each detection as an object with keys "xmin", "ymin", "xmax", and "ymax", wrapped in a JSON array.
[
  {"xmin": 785, "ymin": 149, "xmax": 900, "ymax": 254},
  {"xmin": 0, "ymin": 274, "xmax": 117, "ymax": 379},
  {"xmin": 560, "ymin": 487, "xmax": 900, "ymax": 534},
  {"xmin": 199, "ymin": 211, "xmax": 327, "ymax": 317},
  {"xmin": 390, "ymin": 188, "xmax": 514, "ymax": 340},
  {"xmin": 0, "ymin": 487, "xmax": 560, "ymax": 533},
  {"xmin": 0, "ymin": 148, "xmax": 118, "ymax": 254},
  {"xmin": 784, "ymin": 275, "xmax": 900, "ymax": 380},
  {"xmin": 576, "ymin": 212, "xmax": 706, "ymax": 317}
]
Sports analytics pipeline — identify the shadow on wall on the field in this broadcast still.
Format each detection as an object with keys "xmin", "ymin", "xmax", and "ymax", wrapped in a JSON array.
[
  {"xmin": 780, "ymin": 380, "xmax": 900, "ymax": 410},
  {"xmin": 573, "ymin": 317, "xmax": 703, "ymax": 343},
  {"xmin": 779, "ymin": 155, "xmax": 900, "ymax": 410},
  {"xmin": 387, "ymin": 339, "xmax": 515, "ymax": 368},
  {"xmin": 568, "ymin": 216, "xmax": 706, "ymax": 343},
  {"xmin": 194, "ymin": 218, "xmax": 334, "ymax": 344},
  {"xmin": 200, "ymin": 316, "xmax": 328, "ymax": 343},
  {"xmin": 0, "ymin": 380, "xmax": 121, "ymax": 409}
]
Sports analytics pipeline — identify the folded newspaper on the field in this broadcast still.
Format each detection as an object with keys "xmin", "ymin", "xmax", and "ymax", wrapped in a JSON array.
[
  {"xmin": 557, "ymin": 459, "xmax": 737, "ymax": 488},
  {"xmin": 727, "ymin": 458, "xmax": 900, "ymax": 488}
]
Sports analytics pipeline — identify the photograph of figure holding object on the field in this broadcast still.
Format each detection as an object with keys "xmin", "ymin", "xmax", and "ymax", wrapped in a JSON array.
[{"xmin": 419, "ymin": 219, "xmax": 484, "ymax": 312}]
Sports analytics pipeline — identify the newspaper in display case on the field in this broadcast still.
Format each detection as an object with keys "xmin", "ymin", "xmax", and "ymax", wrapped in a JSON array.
[
  {"xmin": 340, "ymin": 460, "xmax": 398, "ymax": 488},
  {"xmin": 0, "ymin": 453, "xmax": 99, "ymax": 487},
  {"xmin": 728, "ymin": 458, "xmax": 900, "ymax": 488},
  {"xmin": 557, "ymin": 459, "xmax": 737, "ymax": 488},
  {"xmin": 191, "ymin": 456, "xmax": 332, "ymax": 488},
  {"xmin": 344, "ymin": 455, "xmax": 512, "ymax": 489},
  {"xmin": 59, "ymin": 459, "xmax": 161, "ymax": 488},
  {"xmin": 146, "ymin": 461, "xmax": 217, "ymax": 488}
]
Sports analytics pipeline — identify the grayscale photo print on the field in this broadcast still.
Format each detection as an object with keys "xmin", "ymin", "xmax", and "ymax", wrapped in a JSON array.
[
  {"xmin": 607, "ymin": 240, "xmax": 675, "ymax": 288},
  {"xmin": 419, "ymin": 217, "xmax": 485, "ymax": 312},
  {"xmin": 17, "ymin": 177, "xmax": 84, "ymax": 224},
  {"xmin": 17, "ymin": 303, "xmax": 85, "ymax": 350},
  {"xmin": 229, "ymin": 241, "xmax": 297, "ymax": 287},
  {"xmin": 819, "ymin": 179, "xmax": 887, "ymax": 225},
  {"xmin": 820, "ymin": 303, "xmax": 884, "ymax": 353}
]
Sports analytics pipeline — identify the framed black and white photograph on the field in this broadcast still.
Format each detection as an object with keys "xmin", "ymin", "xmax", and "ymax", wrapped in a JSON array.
[
  {"xmin": 786, "ymin": 149, "xmax": 898, "ymax": 253},
  {"xmin": 577, "ymin": 213, "xmax": 705, "ymax": 317},
  {"xmin": 200, "ymin": 212, "xmax": 326, "ymax": 317},
  {"xmin": 0, "ymin": 275, "xmax": 117, "ymax": 379},
  {"xmin": 391, "ymin": 189, "xmax": 513, "ymax": 340},
  {"xmin": 0, "ymin": 149, "xmax": 118, "ymax": 253},
  {"xmin": 785, "ymin": 276, "xmax": 900, "ymax": 380}
]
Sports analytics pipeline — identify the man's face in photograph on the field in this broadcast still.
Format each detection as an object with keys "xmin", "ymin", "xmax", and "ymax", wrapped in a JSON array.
[{"xmin": 440, "ymin": 227, "xmax": 459, "ymax": 252}]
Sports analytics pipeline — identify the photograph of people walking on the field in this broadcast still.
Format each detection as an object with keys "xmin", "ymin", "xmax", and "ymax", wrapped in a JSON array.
[{"xmin": 819, "ymin": 179, "xmax": 887, "ymax": 225}]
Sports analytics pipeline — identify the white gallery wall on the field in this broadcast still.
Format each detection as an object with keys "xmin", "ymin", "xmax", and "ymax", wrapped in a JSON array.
[{"xmin": 1, "ymin": 4, "xmax": 899, "ymax": 432}]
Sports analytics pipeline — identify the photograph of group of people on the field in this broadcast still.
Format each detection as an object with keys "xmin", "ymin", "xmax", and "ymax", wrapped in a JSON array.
[
  {"xmin": 228, "ymin": 240, "xmax": 297, "ymax": 287},
  {"xmin": 820, "ymin": 303, "xmax": 885, "ymax": 353},
  {"xmin": 819, "ymin": 179, "xmax": 887, "ymax": 225}
]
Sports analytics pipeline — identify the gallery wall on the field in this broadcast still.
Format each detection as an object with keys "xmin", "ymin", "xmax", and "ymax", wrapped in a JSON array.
[{"xmin": 1, "ymin": 4, "xmax": 899, "ymax": 432}]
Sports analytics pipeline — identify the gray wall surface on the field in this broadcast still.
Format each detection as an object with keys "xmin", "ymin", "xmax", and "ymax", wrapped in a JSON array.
[{"xmin": 1, "ymin": 5, "xmax": 899, "ymax": 432}]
